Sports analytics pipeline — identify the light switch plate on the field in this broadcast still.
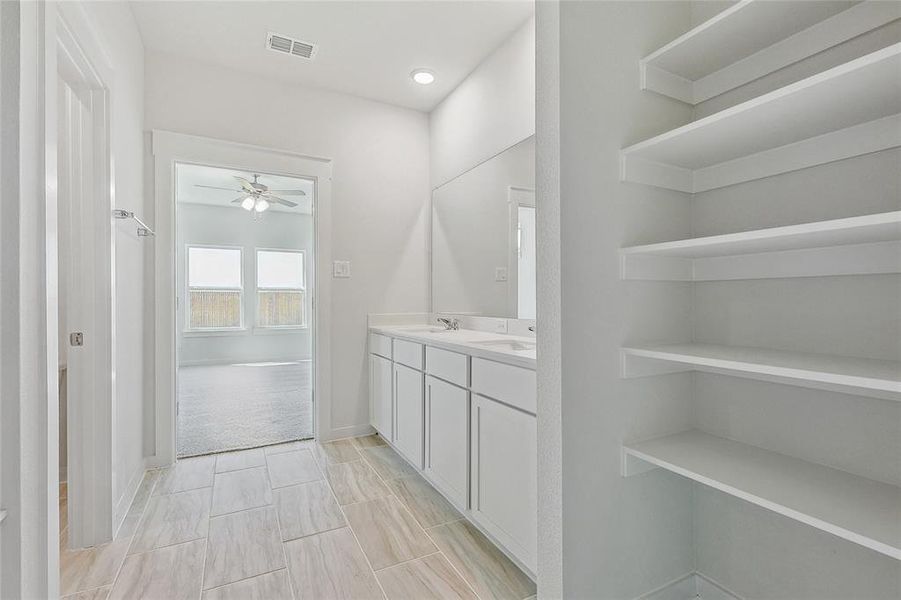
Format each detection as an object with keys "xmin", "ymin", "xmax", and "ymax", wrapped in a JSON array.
[
  {"xmin": 495, "ymin": 267, "xmax": 508, "ymax": 282},
  {"xmin": 333, "ymin": 260, "xmax": 351, "ymax": 278}
]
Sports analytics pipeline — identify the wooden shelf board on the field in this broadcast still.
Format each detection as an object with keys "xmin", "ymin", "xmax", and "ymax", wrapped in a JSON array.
[
  {"xmin": 621, "ymin": 343, "xmax": 901, "ymax": 400},
  {"xmin": 623, "ymin": 430, "xmax": 901, "ymax": 560},
  {"xmin": 622, "ymin": 212, "xmax": 901, "ymax": 258},
  {"xmin": 622, "ymin": 44, "xmax": 901, "ymax": 192}
]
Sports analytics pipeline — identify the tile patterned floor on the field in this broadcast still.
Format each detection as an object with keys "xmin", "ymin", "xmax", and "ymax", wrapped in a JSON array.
[{"xmin": 60, "ymin": 435, "xmax": 536, "ymax": 600}]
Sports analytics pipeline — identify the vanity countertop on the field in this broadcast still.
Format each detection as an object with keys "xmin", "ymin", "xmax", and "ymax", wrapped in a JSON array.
[{"xmin": 369, "ymin": 325, "xmax": 536, "ymax": 369}]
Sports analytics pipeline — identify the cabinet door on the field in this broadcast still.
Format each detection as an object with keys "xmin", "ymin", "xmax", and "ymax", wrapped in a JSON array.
[
  {"xmin": 425, "ymin": 376, "xmax": 469, "ymax": 508},
  {"xmin": 471, "ymin": 394, "xmax": 537, "ymax": 572},
  {"xmin": 369, "ymin": 354, "xmax": 393, "ymax": 439},
  {"xmin": 394, "ymin": 363, "xmax": 424, "ymax": 469}
]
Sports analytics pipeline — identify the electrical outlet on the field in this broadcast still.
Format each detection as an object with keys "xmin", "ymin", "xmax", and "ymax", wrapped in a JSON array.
[
  {"xmin": 495, "ymin": 267, "xmax": 508, "ymax": 282},
  {"xmin": 333, "ymin": 260, "xmax": 351, "ymax": 278},
  {"xmin": 493, "ymin": 319, "xmax": 508, "ymax": 334}
]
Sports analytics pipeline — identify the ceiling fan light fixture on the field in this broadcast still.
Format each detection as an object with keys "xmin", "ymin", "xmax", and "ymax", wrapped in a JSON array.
[
  {"xmin": 241, "ymin": 196, "xmax": 255, "ymax": 211},
  {"xmin": 254, "ymin": 198, "xmax": 270, "ymax": 213}
]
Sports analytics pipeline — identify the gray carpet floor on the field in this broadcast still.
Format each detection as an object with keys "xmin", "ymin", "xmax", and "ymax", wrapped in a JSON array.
[{"xmin": 177, "ymin": 361, "xmax": 313, "ymax": 458}]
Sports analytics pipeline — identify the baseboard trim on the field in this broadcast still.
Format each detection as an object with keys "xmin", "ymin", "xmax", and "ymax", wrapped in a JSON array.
[
  {"xmin": 637, "ymin": 572, "xmax": 742, "ymax": 600},
  {"xmin": 113, "ymin": 459, "xmax": 148, "ymax": 536},
  {"xmin": 321, "ymin": 423, "xmax": 375, "ymax": 442}
]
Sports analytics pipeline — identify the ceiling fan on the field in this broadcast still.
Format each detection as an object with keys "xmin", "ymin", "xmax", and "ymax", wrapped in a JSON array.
[{"xmin": 195, "ymin": 174, "xmax": 306, "ymax": 213}]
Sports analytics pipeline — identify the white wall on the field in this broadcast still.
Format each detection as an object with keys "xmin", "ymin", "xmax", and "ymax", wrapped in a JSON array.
[
  {"xmin": 552, "ymin": 3, "xmax": 697, "ymax": 597},
  {"xmin": 75, "ymin": 0, "xmax": 147, "ymax": 530},
  {"xmin": 145, "ymin": 52, "xmax": 431, "ymax": 440},
  {"xmin": 176, "ymin": 203, "xmax": 313, "ymax": 366},
  {"xmin": 430, "ymin": 16, "xmax": 535, "ymax": 189}
]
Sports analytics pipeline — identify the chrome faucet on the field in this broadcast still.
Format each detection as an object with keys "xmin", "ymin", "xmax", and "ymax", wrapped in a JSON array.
[{"xmin": 437, "ymin": 317, "xmax": 460, "ymax": 331}]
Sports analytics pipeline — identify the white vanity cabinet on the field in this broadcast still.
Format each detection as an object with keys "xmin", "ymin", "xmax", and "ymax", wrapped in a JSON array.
[
  {"xmin": 368, "ymin": 334, "xmax": 393, "ymax": 440},
  {"xmin": 369, "ymin": 355, "xmax": 393, "ymax": 439},
  {"xmin": 470, "ymin": 360, "xmax": 537, "ymax": 573},
  {"xmin": 368, "ymin": 327, "xmax": 537, "ymax": 576},
  {"xmin": 393, "ymin": 361, "xmax": 425, "ymax": 469},
  {"xmin": 425, "ymin": 375, "xmax": 469, "ymax": 508}
]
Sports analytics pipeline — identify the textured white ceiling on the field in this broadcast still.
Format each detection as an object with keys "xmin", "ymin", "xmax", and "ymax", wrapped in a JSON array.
[
  {"xmin": 176, "ymin": 163, "xmax": 314, "ymax": 214},
  {"xmin": 130, "ymin": 0, "xmax": 535, "ymax": 111}
]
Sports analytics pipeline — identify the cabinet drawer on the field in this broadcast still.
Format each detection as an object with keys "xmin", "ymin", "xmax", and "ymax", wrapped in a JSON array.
[
  {"xmin": 426, "ymin": 346, "xmax": 468, "ymax": 387},
  {"xmin": 393, "ymin": 339, "xmax": 424, "ymax": 370},
  {"xmin": 369, "ymin": 333, "xmax": 392, "ymax": 359},
  {"xmin": 471, "ymin": 358, "xmax": 536, "ymax": 414}
]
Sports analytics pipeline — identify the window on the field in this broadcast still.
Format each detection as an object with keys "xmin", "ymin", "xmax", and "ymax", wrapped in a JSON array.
[
  {"xmin": 186, "ymin": 246, "xmax": 243, "ymax": 330},
  {"xmin": 256, "ymin": 250, "xmax": 306, "ymax": 327}
]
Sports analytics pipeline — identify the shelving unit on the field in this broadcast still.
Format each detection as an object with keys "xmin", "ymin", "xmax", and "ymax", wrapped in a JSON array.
[
  {"xmin": 621, "ymin": 343, "xmax": 901, "ymax": 401},
  {"xmin": 621, "ymin": 211, "xmax": 901, "ymax": 280},
  {"xmin": 616, "ymin": 3, "xmax": 901, "ymax": 595},
  {"xmin": 640, "ymin": 0, "xmax": 901, "ymax": 104},
  {"xmin": 622, "ymin": 44, "xmax": 901, "ymax": 193},
  {"xmin": 622, "ymin": 430, "xmax": 901, "ymax": 560}
]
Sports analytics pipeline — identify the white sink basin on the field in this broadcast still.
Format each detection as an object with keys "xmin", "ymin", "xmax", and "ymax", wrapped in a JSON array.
[
  {"xmin": 472, "ymin": 339, "xmax": 536, "ymax": 351},
  {"xmin": 402, "ymin": 326, "xmax": 452, "ymax": 333}
]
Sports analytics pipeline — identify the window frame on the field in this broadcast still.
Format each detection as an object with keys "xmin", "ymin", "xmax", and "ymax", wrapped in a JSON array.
[
  {"xmin": 254, "ymin": 247, "xmax": 307, "ymax": 330},
  {"xmin": 184, "ymin": 243, "xmax": 246, "ymax": 333}
]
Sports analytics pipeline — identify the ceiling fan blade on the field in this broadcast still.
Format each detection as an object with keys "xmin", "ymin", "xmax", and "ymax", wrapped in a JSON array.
[
  {"xmin": 266, "ymin": 189, "xmax": 307, "ymax": 196},
  {"xmin": 269, "ymin": 196, "xmax": 298, "ymax": 208},
  {"xmin": 234, "ymin": 176, "xmax": 256, "ymax": 193},
  {"xmin": 230, "ymin": 196, "xmax": 248, "ymax": 204},
  {"xmin": 195, "ymin": 184, "xmax": 242, "ymax": 192}
]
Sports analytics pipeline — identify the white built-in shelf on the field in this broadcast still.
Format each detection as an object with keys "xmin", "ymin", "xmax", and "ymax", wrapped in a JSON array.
[
  {"xmin": 621, "ymin": 211, "xmax": 901, "ymax": 280},
  {"xmin": 622, "ymin": 430, "xmax": 901, "ymax": 560},
  {"xmin": 622, "ymin": 44, "xmax": 901, "ymax": 193},
  {"xmin": 621, "ymin": 343, "xmax": 901, "ymax": 401},
  {"xmin": 641, "ymin": 0, "xmax": 900, "ymax": 104}
]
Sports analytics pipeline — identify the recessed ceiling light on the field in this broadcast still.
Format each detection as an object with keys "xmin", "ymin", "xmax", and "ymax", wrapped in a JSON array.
[{"xmin": 411, "ymin": 69, "xmax": 435, "ymax": 85}]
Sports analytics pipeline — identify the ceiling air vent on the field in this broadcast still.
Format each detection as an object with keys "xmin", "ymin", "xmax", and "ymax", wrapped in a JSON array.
[{"xmin": 267, "ymin": 32, "xmax": 318, "ymax": 60}]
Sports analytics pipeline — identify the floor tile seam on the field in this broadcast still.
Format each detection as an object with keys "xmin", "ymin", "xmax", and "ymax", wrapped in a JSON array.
[
  {"xmin": 370, "ymin": 550, "xmax": 443, "ymax": 573},
  {"xmin": 214, "ymin": 462, "xmax": 269, "ymax": 475},
  {"xmin": 201, "ymin": 567, "xmax": 292, "ymax": 596},
  {"xmin": 90, "ymin": 471, "xmax": 165, "ymax": 596},
  {"xmin": 318, "ymin": 448, "xmax": 391, "ymax": 600},
  {"xmin": 352, "ymin": 438, "xmax": 484, "ymax": 600},
  {"xmin": 267, "ymin": 459, "xmax": 301, "ymax": 600}
]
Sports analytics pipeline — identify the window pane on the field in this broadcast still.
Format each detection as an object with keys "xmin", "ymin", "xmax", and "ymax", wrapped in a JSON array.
[
  {"xmin": 188, "ymin": 247, "xmax": 242, "ymax": 288},
  {"xmin": 258, "ymin": 290, "xmax": 305, "ymax": 327},
  {"xmin": 189, "ymin": 290, "xmax": 242, "ymax": 328},
  {"xmin": 257, "ymin": 250, "xmax": 304, "ymax": 289}
]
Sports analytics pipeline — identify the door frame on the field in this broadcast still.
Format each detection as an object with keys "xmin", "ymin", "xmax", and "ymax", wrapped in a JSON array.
[
  {"xmin": 150, "ymin": 130, "xmax": 333, "ymax": 467},
  {"xmin": 2, "ymin": 1, "xmax": 116, "ymax": 595},
  {"xmin": 507, "ymin": 186, "xmax": 536, "ymax": 317}
]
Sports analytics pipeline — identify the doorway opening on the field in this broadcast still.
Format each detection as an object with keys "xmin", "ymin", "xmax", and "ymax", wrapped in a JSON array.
[{"xmin": 174, "ymin": 164, "xmax": 315, "ymax": 457}]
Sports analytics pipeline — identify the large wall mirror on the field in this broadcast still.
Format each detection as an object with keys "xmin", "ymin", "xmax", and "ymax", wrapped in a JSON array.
[{"xmin": 432, "ymin": 136, "xmax": 535, "ymax": 319}]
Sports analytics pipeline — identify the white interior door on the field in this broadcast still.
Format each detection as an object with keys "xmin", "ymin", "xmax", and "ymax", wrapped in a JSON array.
[{"xmin": 58, "ymin": 76, "xmax": 114, "ymax": 548}]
